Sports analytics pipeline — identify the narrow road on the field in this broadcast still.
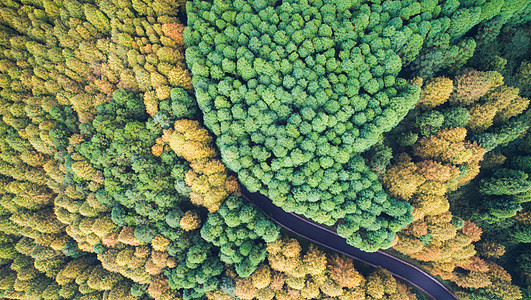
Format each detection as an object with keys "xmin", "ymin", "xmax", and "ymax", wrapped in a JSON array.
[{"xmin": 240, "ymin": 189, "xmax": 459, "ymax": 300}]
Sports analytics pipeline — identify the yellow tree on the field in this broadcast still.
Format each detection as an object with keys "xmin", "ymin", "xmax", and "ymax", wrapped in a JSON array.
[
  {"xmin": 494, "ymin": 95, "xmax": 529, "ymax": 123},
  {"xmin": 179, "ymin": 210, "xmax": 201, "ymax": 231},
  {"xmin": 70, "ymin": 160, "xmax": 96, "ymax": 181},
  {"xmin": 327, "ymin": 254, "xmax": 363, "ymax": 288},
  {"xmin": 452, "ymin": 270, "xmax": 491, "ymax": 289},
  {"xmin": 160, "ymin": 119, "xmax": 230, "ymax": 212},
  {"xmin": 301, "ymin": 244, "xmax": 327, "ymax": 276},
  {"xmin": 266, "ymin": 237, "xmax": 301, "ymax": 273},
  {"xmin": 416, "ymin": 77, "xmax": 454, "ymax": 109},
  {"xmin": 55, "ymin": 258, "xmax": 90, "ymax": 285},
  {"xmin": 382, "ymin": 154, "xmax": 426, "ymax": 201},
  {"xmin": 364, "ymin": 267, "xmax": 404, "ymax": 299},
  {"xmin": 392, "ymin": 233, "xmax": 424, "ymax": 255},
  {"xmin": 251, "ymin": 264, "xmax": 272, "ymax": 289},
  {"xmin": 452, "ymin": 71, "xmax": 528, "ymax": 135},
  {"xmin": 234, "ymin": 277, "xmax": 257, "ymax": 300}
]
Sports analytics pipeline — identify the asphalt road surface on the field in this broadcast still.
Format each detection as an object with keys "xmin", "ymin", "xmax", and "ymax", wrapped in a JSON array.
[{"xmin": 241, "ymin": 189, "xmax": 460, "ymax": 300}]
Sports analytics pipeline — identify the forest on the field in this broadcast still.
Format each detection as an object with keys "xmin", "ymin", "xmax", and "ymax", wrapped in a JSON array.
[{"xmin": 0, "ymin": 0, "xmax": 529, "ymax": 299}]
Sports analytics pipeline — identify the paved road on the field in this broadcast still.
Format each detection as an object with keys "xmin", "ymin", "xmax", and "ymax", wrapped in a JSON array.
[{"xmin": 241, "ymin": 189, "xmax": 459, "ymax": 300}]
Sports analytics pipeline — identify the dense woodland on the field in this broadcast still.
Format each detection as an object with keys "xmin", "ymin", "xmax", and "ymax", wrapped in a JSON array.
[{"xmin": 0, "ymin": 0, "xmax": 529, "ymax": 299}]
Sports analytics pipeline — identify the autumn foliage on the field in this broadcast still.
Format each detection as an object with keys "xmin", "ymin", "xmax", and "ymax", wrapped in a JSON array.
[
  {"xmin": 384, "ymin": 71, "xmax": 527, "ymax": 295},
  {"xmin": 226, "ymin": 237, "xmax": 416, "ymax": 300},
  {"xmin": 0, "ymin": 0, "xmax": 528, "ymax": 296}
]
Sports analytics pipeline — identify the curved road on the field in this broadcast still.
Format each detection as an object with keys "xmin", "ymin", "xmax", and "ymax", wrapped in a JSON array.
[{"xmin": 240, "ymin": 189, "xmax": 459, "ymax": 300}]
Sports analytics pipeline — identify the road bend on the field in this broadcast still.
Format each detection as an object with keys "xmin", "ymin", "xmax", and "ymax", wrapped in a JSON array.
[{"xmin": 241, "ymin": 189, "xmax": 459, "ymax": 300}]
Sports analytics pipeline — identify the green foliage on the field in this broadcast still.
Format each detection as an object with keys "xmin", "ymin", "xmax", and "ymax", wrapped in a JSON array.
[
  {"xmin": 186, "ymin": 0, "xmax": 421, "ymax": 251},
  {"xmin": 0, "ymin": 0, "xmax": 529, "ymax": 296},
  {"xmin": 419, "ymin": 234, "xmax": 432, "ymax": 246},
  {"xmin": 451, "ymin": 216, "xmax": 465, "ymax": 230},
  {"xmin": 416, "ymin": 110, "xmax": 445, "ymax": 136},
  {"xmin": 93, "ymin": 243, "xmax": 108, "ymax": 254},
  {"xmin": 511, "ymin": 224, "xmax": 531, "ymax": 243},
  {"xmin": 317, "ymin": 155, "xmax": 413, "ymax": 252},
  {"xmin": 170, "ymin": 88, "xmax": 200, "ymax": 120},
  {"xmin": 397, "ymin": 132, "xmax": 420, "ymax": 147},
  {"xmin": 473, "ymin": 111, "xmax": 530, "ymax": 152},
  {"xmin": 508, "ymin": 155, "xmax": 531, "ymax": 173},
  {"xmin": 484, "ymin": 197, "xmax": 522, "ymax": 219},
  {"xmin": 443, "ymin": 131, "xmax": 530, "ymax": 300},
  {"xmin": 166, "ymin": 209, "xmax": 185, "ymax": 228},
  {"xmin": 467, "ymin": 19, "xmax": 531, "ymax": 98},
  {"xmin": 130, "ymin": 283, "xmax": 148, "ymax": 297},
  {"xmin": 111, "ymin": 205, "xmax": 131, "ymax": 227},
  {"xmin": 442, "ymin": 107, "xmax": 471, "ymax": 128},
  {"xmin": 409, "ymin": 0, "xmax": 530, "ymax": 78},
  {"xmin": 365, "ymin": 144, "xmax": 393, "ymax": 177},
  {"xmin": 62, "ymin": 240, "xmax": 83, "ymax": 258},
  {"xmin": 134, "ymin": 225, "xmax": 157, "ymax": 243},
  {"xmin": 479, "ymin": 168, "xmax": 531, "ymax": 196},
  {"xmin": 165, "ymin": 238, "xmax": 224, "ymax": 299},
  {"xmin": 60, "ymin": 90, "xmax": 228, "ymax": 297},
  {"xmin": 75, "ymin": 91, "xmax": 189, "ymax": 223},
  {"xmin": 79, "ymin": 95, "xmax": 153, "ymax": 169},
  {"xmin": 154, "ymin": 88, "xmax": 200, "ymax": 129},
  {"xmin": 0, "ymin": 0, "xmax": 232, "ymax": 298},
  {"xmin": 200, "ymin": 195, "xmax": 279, "ymax": 277},
  {"xmin": 517, "ymin": 249, "xmax": 531, "ymax": 273}
]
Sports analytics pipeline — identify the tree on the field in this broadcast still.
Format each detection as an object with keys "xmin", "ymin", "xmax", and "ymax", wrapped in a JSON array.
[
  {"xmin": 392, "ymin": 233, "xmax": 424, "ymax": 255},
  {"xmin": 479, "ymin": 168, "xmax": 531, "ymax": 196},
  {"xmin": 383, "ymin": 154, "xmax": 426, "ymax": 201},
  {"xmin": 452, "ymin": 270, "xmax": 491, "ymax": 289},
  {"xmin": 234, "ymin": 277, "xmax": 257, "ymax": 300},
  {"xmin": 450, "ymin": 70, "xmax": 499, "ymax": 106},
  {"xmin": 364, "ymin": 267, "xmax": 405, "ymax": 299},
  {"xmin": 484, "ymin": 279, "xmax": 523, "ymax": 300},
  {"xmin": 166, "ymin": 119, "xmax": 229, "ymax": 212},
  {"xmin": 55, "ymin": 258, "xmax": 90, "ymax": 285},
  {"xmin": 461, "ymin": 221, "xmax": 482, "ymax": 242},
  {"xmin": 250, "ymin": 264, "xmax": 271, "ymax": 289},
  {"xmin": 301, "ymin": 244, "xmax": 327, "ymax": 276},
  {"xmin": 511, "ymin": 224, "xmax": 531, "ymax": 243},
  {"xmin": 327, "ymin": 254, "xmax": 362, "ymax": 288},
  {"xmin": 416, "ymin": 77, "xmax": 454, "ymax": 109},
  {"xmin": 201, "ymin": 196, "xmax": 279, "ymax": 277},
  {"xmin": 266, "ymin": 237, "xmax": 301, "ymax": 273},
  {"xmin": 476, "ymin": 241, "xmax": 505, "ymax": 259},
  {"xmin": 179, "ymin": 210, "xmax": 201, "ymax": 231}
]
